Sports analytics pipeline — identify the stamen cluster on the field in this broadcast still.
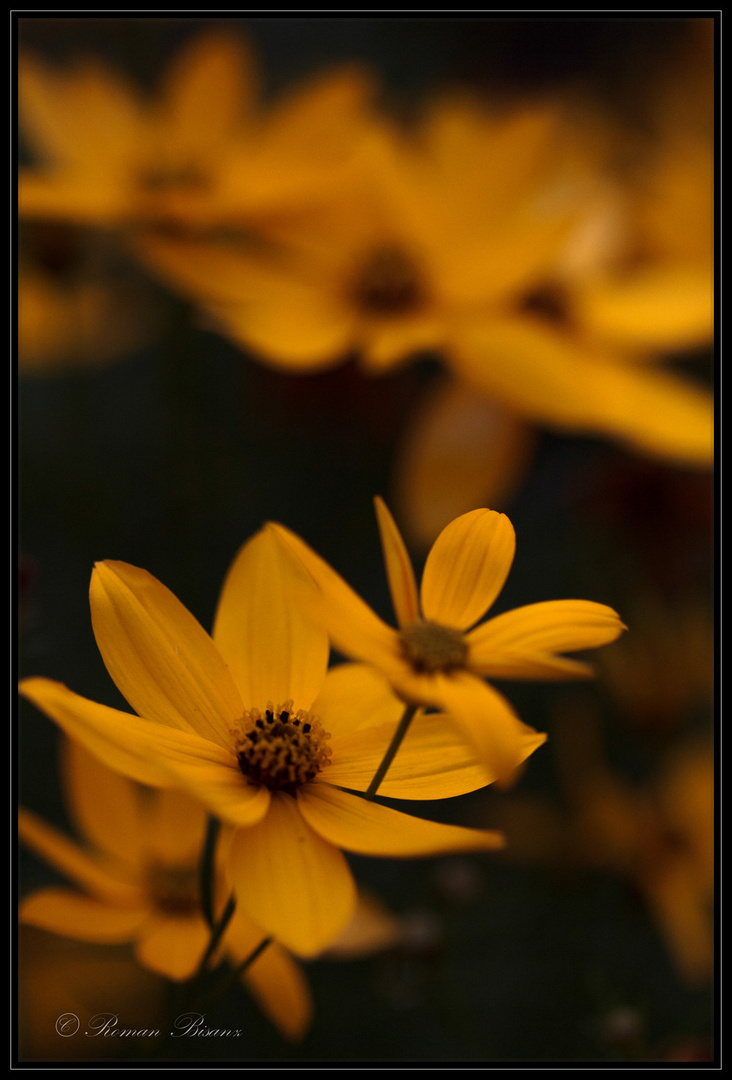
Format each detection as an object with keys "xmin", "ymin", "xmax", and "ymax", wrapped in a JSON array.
[
  {"xmin": 399, "ymin": 620, "xmax": 469, "ymax": 674},
  {"xmin": 354, "ymin": 246, "xmax": 424, "ymax": 315},
  {"xmin": 233, "ymin": 700, "xmax": 332, "ymax": 794}
]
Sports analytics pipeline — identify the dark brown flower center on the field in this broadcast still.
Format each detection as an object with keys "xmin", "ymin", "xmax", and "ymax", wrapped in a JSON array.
[
  {"xmin": 518, "ymin": 282, "xmax": 571, "ymax": 326},
  {"xmin": 147, "ymin": 864, "xmax": 200, "ymax": 917},
  {"xmin": 399, "ymin": 620, "xmax": 468, "ymax": 675},
  {"xmin": 233, "ymin": 701, "xmax": 332, "ymax": 794},
  {"xmin": 138, "ymin": 163, "xmax": 209, "ymax": 194},
  {"xmin": 353, "ymin": 246, "xmax": 424, "ymax": 316}
]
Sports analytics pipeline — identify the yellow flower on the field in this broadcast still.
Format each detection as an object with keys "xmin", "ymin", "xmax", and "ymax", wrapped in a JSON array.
[
  {"xmin": 19, "ymin": 739, "xmax": 313, "ymax": 1040},
  {"xmin": 19, "ymin": 29, "xmax": 374, "ymax": 239},
  {"xmin": 19, "ymin": 530, "xmax": 508, "ymax": 959},
  {"xmin": 269, "ymin": 498, "xmax": 625, "ymax": 776},
  {"xmin": 138, "ymin": 94, "xmax": 712, "ymax": 467}
]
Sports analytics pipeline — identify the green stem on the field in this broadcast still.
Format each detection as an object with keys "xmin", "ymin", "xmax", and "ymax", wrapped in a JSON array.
[{"xmin": 364, "ymin": 702, "xmax": 419, "ymax": 800}]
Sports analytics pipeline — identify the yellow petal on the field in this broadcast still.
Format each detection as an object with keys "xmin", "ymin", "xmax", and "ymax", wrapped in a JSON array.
[
  {"xmin": 323, "ymin": 713, "xmax": 495, "ymax": 798},
  {"xmin": 143, "ymin": 787, "xmax": 210, "ymax": 868},
  {"xmin": 226, "ymin": 792, "xmax": 356, "ymax": 957},
  {"xmin": 393, "ymin": 376, "xmax": 537, "ymax": 549},
  {"xmin": 420, "ymin": 509, "xmax": 516, "ymax": 629},
  {"xmin": 297, "ymin": 784, "xmax": 505, "ymax": 856},
  {"xmin": 134, "ymin": 914, "xmax": 211, "ymax": 982},
  {"xmin": 429, "ymin": 673, "xmax": 547, "ymax": 779},
  {"xmin": 267, "ymin": 523, "xmax": 400, "ymax": 673},
  {"xmin": 61, "ymin": 738, "xmax": 146, "ymax": 871},
  {"xmin": 323, "ymin": 890, "xmax": 403, "ymax": 958},
  {"xmin": 642, "ymin": 857, "xmax": 712, "ymax": 985},
  {"xmin": 18, "ymin": 170, "xmax": 128, "ymax": 224},
  {"xmin": 225, "ymin": 917, "xmax": 314, "ymax": 1043},
  {"xmin": 578, "ymin": 264, "xmax": 713, "ymax": 352},
  {"xmin": 243, "ymin": 944, "xmax": 313, "ymax": 1042},
  {"xmin": 373, "ymin": 496, "xmax": 420, "ymax": 628},
  {"xmin": 19, "ymin": 888, "xmax": 149, "ymax": 942},
  {"xmin": 157, "ymin": 30, "xmax": 256, "ymax": 160},
  {"xmin": 360, "ymin": 313, "xmax": 444, "ymax": 373},
  {"xmin": 311, "ymin": 662, "xmax": 404, "ymax": 738},
  {"xmin": 18, "ymin": 808, "xmax": 142, "ymax": 904},
  {"xmin": 90, "ymin": 560, "xmax": 242, "ymax": 748},
  {"xmin": 468, "ymin": 600, "xmax": 627, "ymax": 680},
  {"xmin": 453, "ymin": 315, "xmax": 714, "ymax": 466},
  {"xmin": 133, "ymin": 238, "xmax": 354, "ymax": 371},
  {"xmin": 213, "ymin": 530, "xmax": 329, "ymax": 712},
  {"xmin": 20, "ymin": 677, "xmax": 269, "ymax": 828},
  {"xmin": 19, "ymin": 677, "xmax": 172, "ymax": 787}
]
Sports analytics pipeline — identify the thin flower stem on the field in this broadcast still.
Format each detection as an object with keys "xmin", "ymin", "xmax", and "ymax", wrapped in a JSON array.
[
  {"xmin": 199, "ymin": 893, "xmax": 237, "ymax": 973},
  {"xmin": 198, "ymin": 937, "xmax": 274, "ymax": 1013},
  {"xmin": 175, "ymin": 893, "xmax": 238, "ymax": 1016},
  {"xmin": 364, "ymin": 701, "xmax": 419, "ymax": 800},
  {"xmin": 199, "ymin": 816, "xmax": 220, "ymax": 929}
]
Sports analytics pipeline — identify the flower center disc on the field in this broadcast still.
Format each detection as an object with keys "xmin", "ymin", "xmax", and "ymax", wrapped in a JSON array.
[
  {"xmin": 147, "ymin": 864, "xmax": 200, "ymax": 917},
  {"xmin": 354, "ymin": 246, "xmax": 424, "ymax": 315},
  {"xmin": 234, "ymin": 702, "xmax": 332, "ymax": 794},
  {"xmin": 399, "ymin": 620, "xmax": 468, "ymax": 674}
]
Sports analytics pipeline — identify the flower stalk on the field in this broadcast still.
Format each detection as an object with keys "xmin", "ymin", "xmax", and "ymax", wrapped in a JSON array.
[{"xmin": 364, "ymin": 702, "xmax": 419, "ymax": 800}]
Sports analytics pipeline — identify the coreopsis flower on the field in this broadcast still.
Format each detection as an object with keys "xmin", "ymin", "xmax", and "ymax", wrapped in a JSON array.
[
  {"xmin": 19, "ymin": 739, "xmax": 313, "ymax": 1040},
  {"xmin": 139, "ymin": 93, "xmax": 712, "ymax": 471},
  {"xmin": 269, "ymin": 499, "xmax": 625, "ymax": 776},
  {"xmin": 19, "ymin": 29, "xmax": 375, "ymax": 242},
  {"xmin": 19, "ymin": 530, "xmax": 510, "ymax": 959}
]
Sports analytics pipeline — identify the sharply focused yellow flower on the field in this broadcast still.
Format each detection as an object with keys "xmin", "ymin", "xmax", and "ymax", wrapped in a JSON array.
[
  {"xmin": 19, "ymin": 530, "xmax": 510, "ymax": 959},
  {"xmin": 18, "ymin": 739, "xmax": 312, "ymax": 1040},
  {"xmin": 19, "ymin": 29, "xmax": 375, "ymax": 243},
  {"xmin": 270, "ymin": 499, "xmax": 625, "ymax": 776}
]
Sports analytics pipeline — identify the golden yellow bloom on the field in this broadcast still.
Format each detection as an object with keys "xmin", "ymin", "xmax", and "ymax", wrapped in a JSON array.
[
  {"xmin": 19, "ymin": 530, "xmax": 509, "ymax": 959},
  {"xmin": 19, "ymin": 29, "xmax": 374, "ymax": 240},
  {"xmin": 139, "ymin": 94, "xmax": 712, "ymax": 466},
  {"xmin": 19, "ymin": 739, "xmax": 312, "ymax": 1040},
  {"xmin": 270, "ymin": 499, "xmax": 625, "ymax": 777}
]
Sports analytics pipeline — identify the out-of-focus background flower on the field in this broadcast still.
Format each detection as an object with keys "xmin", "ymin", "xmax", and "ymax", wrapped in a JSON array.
[{"xmin": 17, "ymin": 15, "xmax": 715, "ymax": 1064}]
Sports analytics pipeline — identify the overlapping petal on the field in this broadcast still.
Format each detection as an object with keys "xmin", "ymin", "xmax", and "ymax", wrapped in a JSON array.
[
  {"xmin": 61, "ymin": 739, "xmax": 146, "ymax": 871},
  {"xmin": 429, "ymin": 673, "xmax": 547, "ymax": 781},
  {"xmin": 18, "ymin": 678, "xmax": 269, "ymax": 827},
  {"xmin": 18, "ymin": 808, "xmax": 142, "ymax": 904},
  {"xmin": 226, "ymin": 792, "xmax": 356, "ymax": 957},
  {"xmin": 213, "ymin": 529, "xmax": 329, "ymax": 712},
  {"xmin": 297, "ymin": 784, "xmax": 505, "ymax": 856},
  {"xmin": 268, "ymin": 523, "xmax": 399, "ymax": 672},
  {"xmin": 134, "ymin": 914, "xmax": 210, "ymax": 982},
  {"xmin": 323, "ymin": 714, "xmax": 495, "ymax": 799},
  {"xmin": 311, "ymin": 662, "xmax": 404, "ymax": 738},
  {"xmin": 90, "ymin": 561, "xmax": 241, "ymax": 747},
  {"xmin": 420, "ymin": 509, "xmax": 516, "ymax": 629},
  {"xmin": 224, "ymin": 912, "xmax": 313, "ymax": 1042}
]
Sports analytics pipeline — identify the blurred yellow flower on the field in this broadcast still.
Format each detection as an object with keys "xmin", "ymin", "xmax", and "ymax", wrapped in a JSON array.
[
  {"xmin": 18, "ymin": 927, "xmax": 166, "ymax": 1061},
  {"xmin": 138, "ymin": 92, "xmax": 712, "ymax": 539},
  {"xmin": 19, "ymin": 530, "xmax": 508, "ymax": 960},
  {"xmin": 19, "ymin": 739, "xmax": 313, "ymax": 1040},
  {"xmin": 19, "ymin": 29, "xmax": 375, "ymax": 238},
  {"xmin": 270, "ymin": 498, "xmax": 624, "ymax": 777},
  {"xmin": 563, "ymin": 718, "xmax": 714, "ymax": 986}
]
